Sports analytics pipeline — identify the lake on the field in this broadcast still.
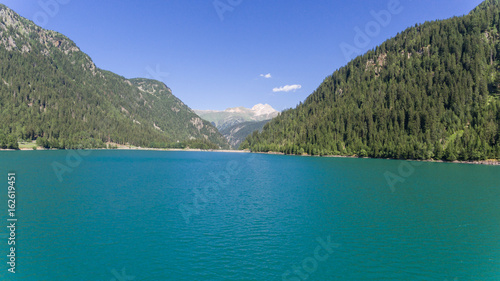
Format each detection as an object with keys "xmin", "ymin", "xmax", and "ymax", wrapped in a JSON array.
[{"xmin": 0, "ymin": 150, "xmax": 499, "ymax": 280}]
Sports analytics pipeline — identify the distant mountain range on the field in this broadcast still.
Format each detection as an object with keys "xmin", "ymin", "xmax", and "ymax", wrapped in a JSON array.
[
  {"xmin": 0, "ymin": 4, "xmax": 229, "ymax": 149},
  {"xmin": 195, "ymin": 104, "xmax": 279, "ymax": 148},
  {"xmin": 242, "ymin": 0, "xmax": 500, "ymax": 161},
  {"xmin": 195, "ymin": 104, "xmax": 279, "ymax": 131},
  {"xmin": 220, "ymin": 119, "xmax": 271, "ymax": 149}
]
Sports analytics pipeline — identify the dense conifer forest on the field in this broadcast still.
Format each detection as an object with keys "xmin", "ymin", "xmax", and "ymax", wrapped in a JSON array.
[{"xmin": 242, "ymin": 0, "xmax": 500, "ymax": 161}]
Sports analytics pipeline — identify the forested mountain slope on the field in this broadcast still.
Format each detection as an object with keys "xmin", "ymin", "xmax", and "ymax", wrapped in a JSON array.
[
  {"xmin": 0, "ymin": 4, "xmax": 229, "ymax": 149},
  {"xmin": 242, "ymin": 0, "xmax": 500, "ymax": 161},
  {"xmin": 220, "ymin": 119, "xmax": 272, "ymax": 149}
]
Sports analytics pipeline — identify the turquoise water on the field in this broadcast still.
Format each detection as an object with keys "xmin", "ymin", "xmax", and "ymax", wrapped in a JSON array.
[{"xmin": 0, "ymin": 150, "xmax": 499, "ymax": 280}]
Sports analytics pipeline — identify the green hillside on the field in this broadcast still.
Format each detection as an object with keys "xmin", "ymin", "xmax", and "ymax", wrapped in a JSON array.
[
  {"xmin": 0, "ymin": 4, "xmax": 229, "ymax": 150},
  {"xmin": 242, "ymin": 0, "xmax": 500, "ymax": 161}
]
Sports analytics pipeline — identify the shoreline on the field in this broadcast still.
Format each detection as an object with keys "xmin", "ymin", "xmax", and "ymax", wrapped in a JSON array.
[
  {"xmin": 2, "ymin": 146, "xmax": 250, "ymax": 154},
  {"xmin": 254, "ymin": 151, "xmax": 500, "ymax": 166},
  {"xmin": 2, "ymin": 147, "xmax": 499, "ymax": 165}
]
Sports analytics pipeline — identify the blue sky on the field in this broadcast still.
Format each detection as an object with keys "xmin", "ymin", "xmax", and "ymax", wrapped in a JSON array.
[{"xmin": 1, "ymin": 0, "xmax": 484, "ymax": 111}]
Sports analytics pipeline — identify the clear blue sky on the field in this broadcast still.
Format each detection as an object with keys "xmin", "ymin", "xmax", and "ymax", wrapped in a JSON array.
[{"xmin": 1, "ymin": 0, "xmax": 484, "ymax": 111}]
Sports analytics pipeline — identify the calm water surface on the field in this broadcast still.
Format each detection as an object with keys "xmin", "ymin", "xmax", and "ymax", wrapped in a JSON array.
[{"xmin": 0, "ymin": 150, "xmax": 499, "ymax": 280}]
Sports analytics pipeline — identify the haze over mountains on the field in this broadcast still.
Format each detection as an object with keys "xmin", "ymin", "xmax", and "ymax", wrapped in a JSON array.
[
  {"xmin": 195, "ymin": 104, "xmax": 279, "ymax": 148},
  {"xmin": 0, "ymin": 4, "xmax": 229, "ymax": 149},
  {"xmin": 195, "ymin": 104, "xmax": 279, "ymax": 130},
  {"xmin": 220, "ymin": 119, "xmax": 271, "ymax": 149},
  {"xmin": 243, "ymin": 0, "xmax": 500, "ymax": 161}
]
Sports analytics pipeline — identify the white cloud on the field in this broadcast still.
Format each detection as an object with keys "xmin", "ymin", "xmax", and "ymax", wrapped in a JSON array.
[
  {"xmin": 273, "ymin": 84, "xmax": 302, "ymax": 93},
  {"xmin": 260, "ymin": 73, "xmax": 272, "ymax": 79}
]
